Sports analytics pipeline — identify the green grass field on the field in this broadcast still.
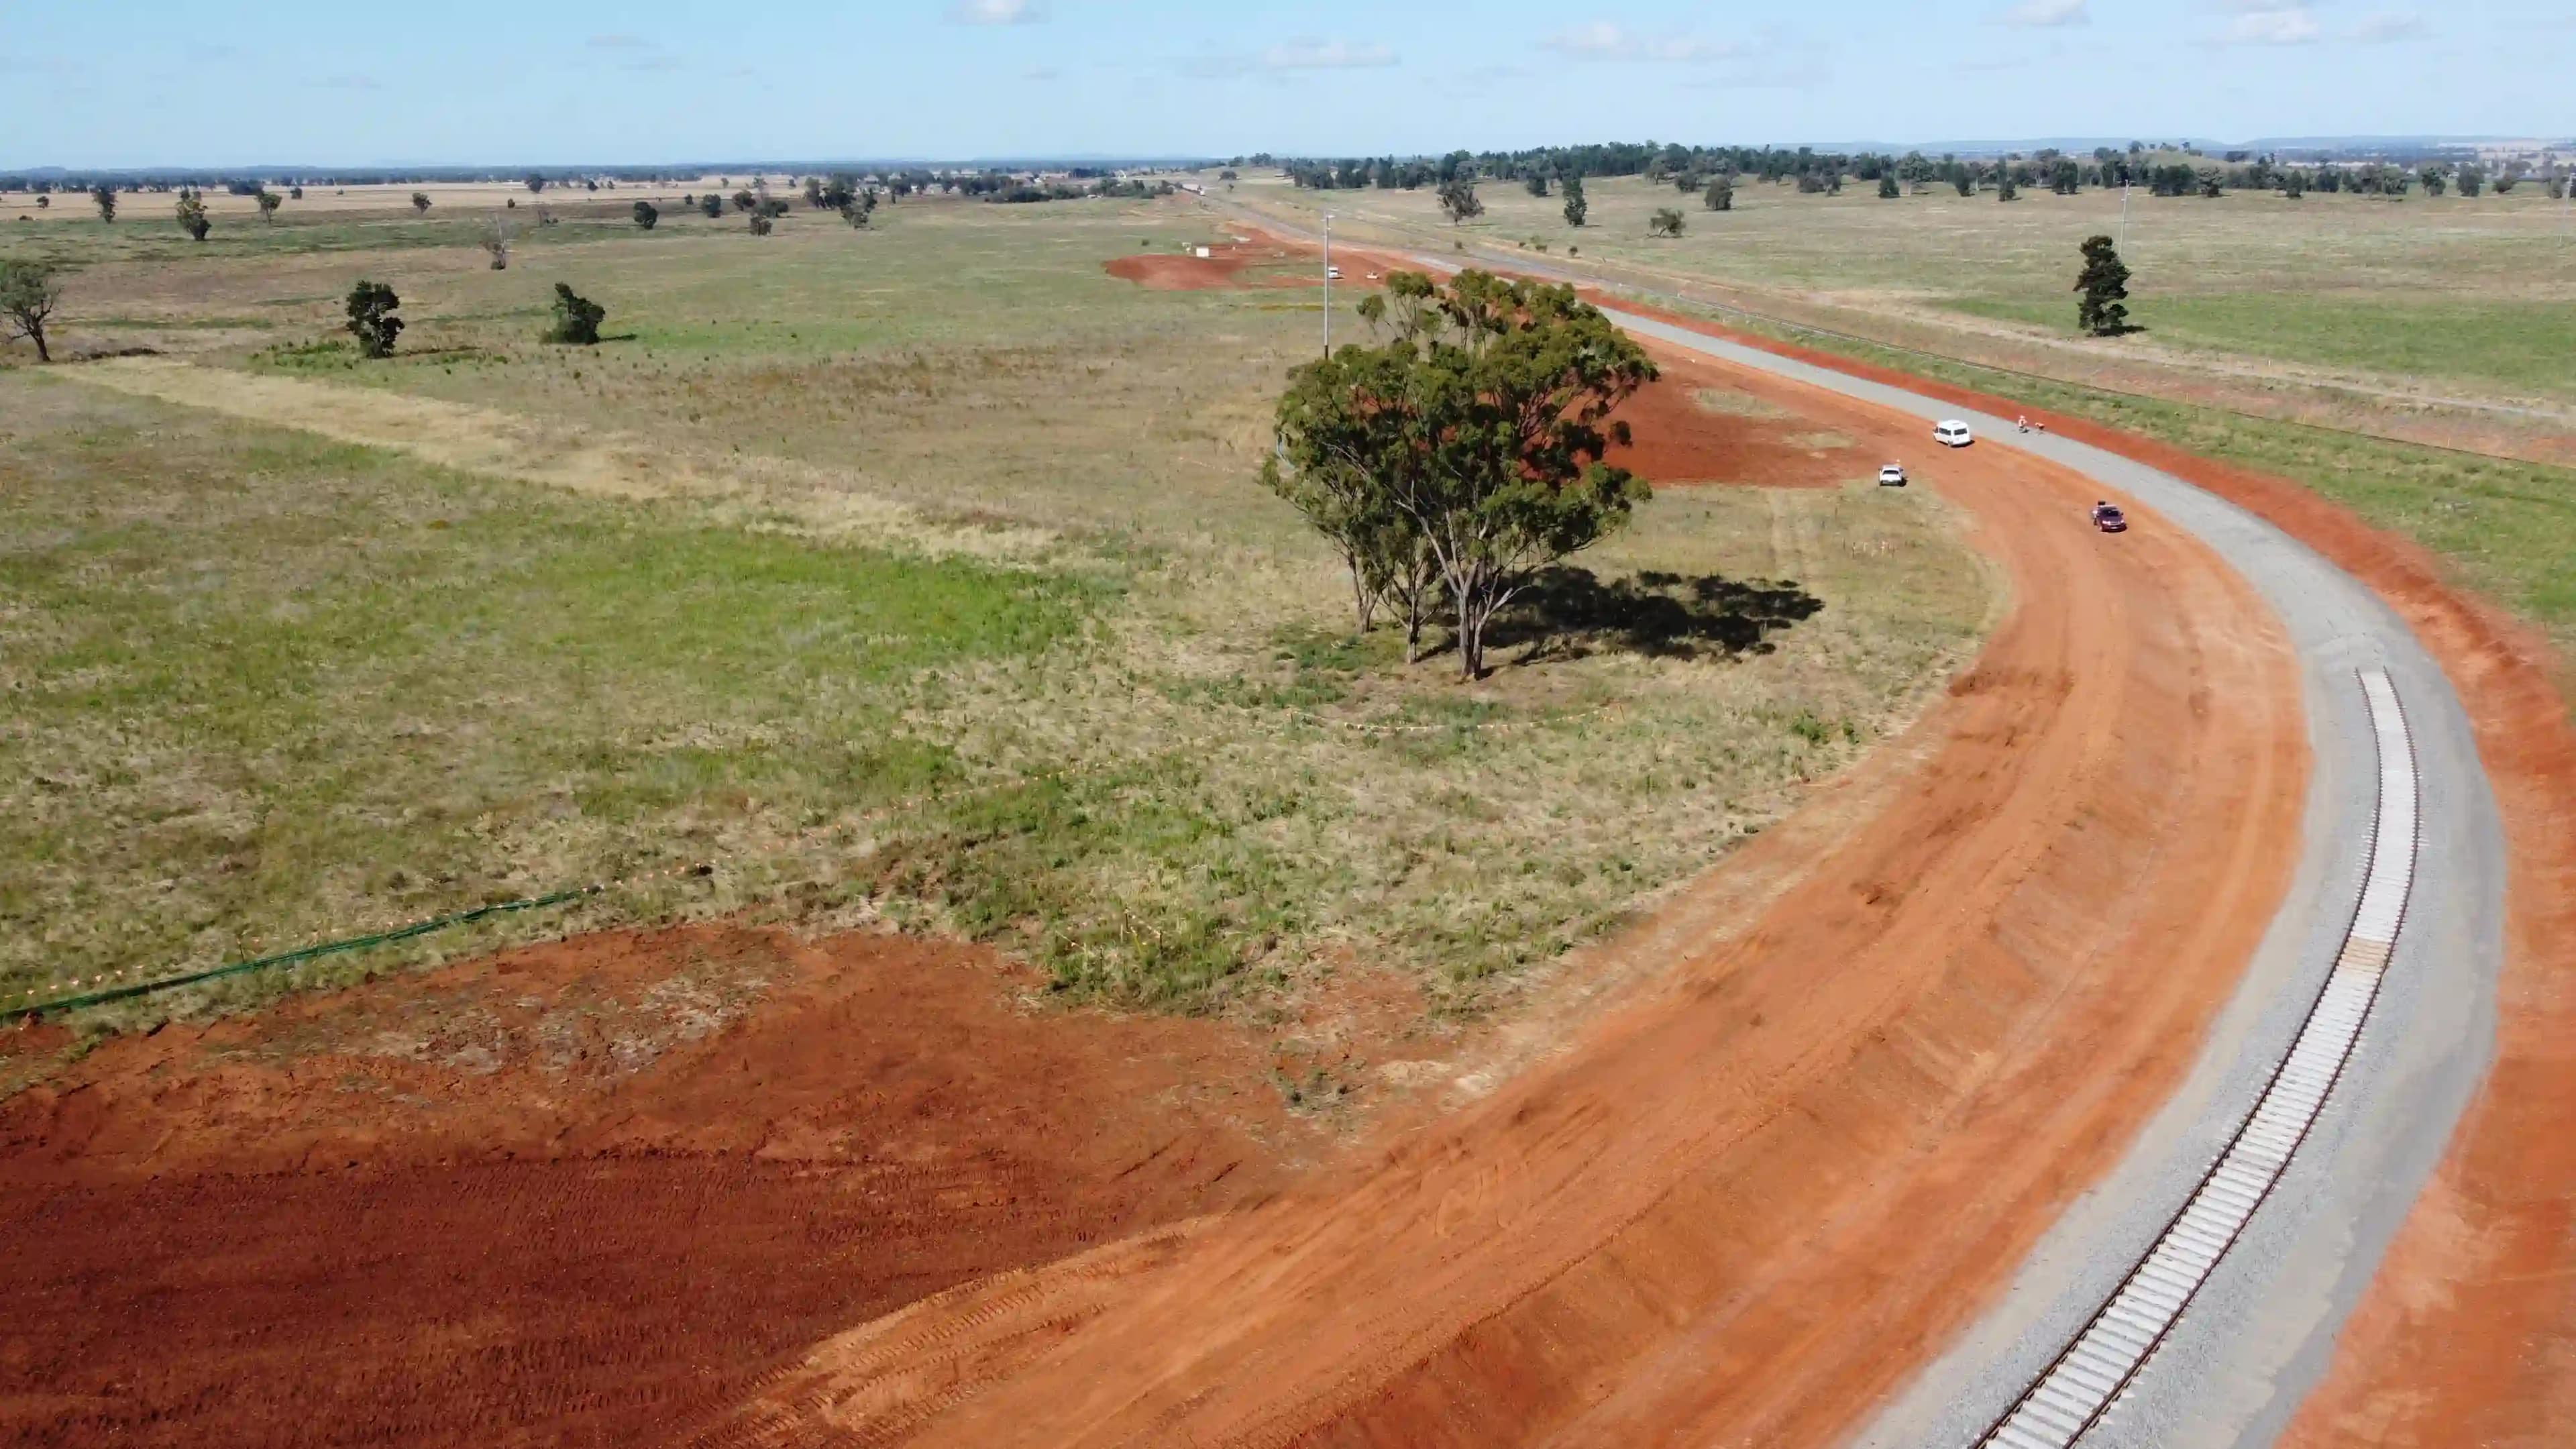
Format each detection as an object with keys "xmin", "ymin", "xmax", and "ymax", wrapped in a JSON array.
[
  {"xmin": 0, "ymin": 196, "xmax": 1990, "ymax": 1030},
  {"xmin": 1235, "ymin": 173, "xmax": 2576, "ymax": 406}
]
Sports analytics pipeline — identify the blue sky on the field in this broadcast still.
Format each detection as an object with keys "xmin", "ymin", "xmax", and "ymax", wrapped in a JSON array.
[{"xmin": 6, "ymin": 1, "xmax": 2569, "ymax": 167}]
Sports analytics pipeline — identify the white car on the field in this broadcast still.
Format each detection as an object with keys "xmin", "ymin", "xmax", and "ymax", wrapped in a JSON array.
[
  {"xmin": 1877, "ymin": 464, "xmax": 1908, "ymax": 487},
  {"xmin": 1326, "ymin": 266, "xmax": 1344, "ymax": 280},
  {"xmin": 1933, "ymin": 420, "xmax": 1974, "ymax": 447}
]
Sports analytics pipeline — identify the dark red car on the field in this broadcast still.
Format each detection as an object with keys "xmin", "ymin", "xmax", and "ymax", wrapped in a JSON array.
[{"xmin": 2091, "ymin": 501, "xmax": 2128, "ymax": 533}]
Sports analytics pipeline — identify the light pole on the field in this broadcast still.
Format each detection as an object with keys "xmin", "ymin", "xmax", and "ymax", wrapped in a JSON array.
[
  {"xmin": 1322, "ymin": 211, "xmax": 1335, "ymax": 355},
  {"xmin": 2120, "ymin": 179, "xmax": 2131, "ymax": 254}
]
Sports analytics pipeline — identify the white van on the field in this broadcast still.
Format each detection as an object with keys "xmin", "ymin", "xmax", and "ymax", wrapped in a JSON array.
[{"xmin": 1933, "ymin": 420, "xmax": 1974, "ymax": 447}]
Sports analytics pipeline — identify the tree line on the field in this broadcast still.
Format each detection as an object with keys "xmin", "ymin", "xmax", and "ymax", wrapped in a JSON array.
[{"xmin": 1265, "ymin": 141, "xmax": 2571, "ymax": 203}]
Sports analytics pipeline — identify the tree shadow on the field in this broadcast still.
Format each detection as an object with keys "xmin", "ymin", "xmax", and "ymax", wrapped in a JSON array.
[
  {"xmin": 390, "ymin": 344, "xmax": 497, "ymax": 362},
  {"xmin": 1490, "ymin": 566, "xmax": 1825, "ymax": 665}
]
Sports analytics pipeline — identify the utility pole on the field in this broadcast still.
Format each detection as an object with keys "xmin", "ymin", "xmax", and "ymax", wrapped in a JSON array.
[
  {"xmin": 1322, "ymin": 211, "xmax": 1334, "ymax": 355},
  {"xmin": 2120, "ymin": 180, "xmax": 2131, "ymax": 254}
]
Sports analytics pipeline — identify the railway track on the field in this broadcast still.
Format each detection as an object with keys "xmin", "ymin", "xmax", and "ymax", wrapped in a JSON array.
[{"xmin": 1972, "ymin": 669, "xmax": 2421, "ymax": 1448}]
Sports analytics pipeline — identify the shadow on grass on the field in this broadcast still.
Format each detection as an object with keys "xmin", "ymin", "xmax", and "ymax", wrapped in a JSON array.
[{"xmin": 1489, "ymin": 566, "xmax": 1824, "ymax": 665}]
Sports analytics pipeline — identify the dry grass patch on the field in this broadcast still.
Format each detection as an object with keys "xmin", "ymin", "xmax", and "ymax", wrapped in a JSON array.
[
  {"xmin": 1232, "ymin": 173, "xmax": 2576, "ymax": 411},
  {"xmin": 3, "ymin": 201, "xmax": 1990, "ymax": 1032}
]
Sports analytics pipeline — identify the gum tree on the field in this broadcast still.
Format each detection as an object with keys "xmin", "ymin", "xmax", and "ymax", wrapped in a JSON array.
[
  {"xmin": 0, "ymin": 259, "xmax": 66, "ymax": 362},
  {"xmin": 174, "ymin": 189, "xmax": 210, "ymax": 240},
  {"xmin": 544, "ymin": 283, "xmax": 605, "ymax": 344},
  {"xmin": 1266, "ymin": 271, "xmax": 1658, "ymax": 678},
  {"xmin": 1437, "ymin": 176, "xmax": 1483, "ymax": 225},
  {"xmin": 345, "ymin": 279, "xmax": 402, "ymax": 358}
]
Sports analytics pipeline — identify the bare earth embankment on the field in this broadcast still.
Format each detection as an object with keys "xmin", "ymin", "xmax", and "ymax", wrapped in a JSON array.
[
  {"xmin": 0, "ymin": 928, "xmax": 1301, "ymax": 1448},
  {"xmin": 682, "ymin": 339, "xmax": 2310, "ymax": 1448},
  {"xmin": 1593, "ymin": 309, "xmax": 2576, "ymax": 1448}
]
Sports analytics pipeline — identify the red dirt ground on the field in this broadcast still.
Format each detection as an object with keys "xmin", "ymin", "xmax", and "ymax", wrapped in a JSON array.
[
  {"xmin": 1104, "ymin": 235, "xmax": 1417, "ymax": 292},
  {"xmin": 1104, "ymin": 250, "xmax": 1261, "ymax": 290},
  {"xmin": 1605, "ymin": 355, "xmax": 1866, "ymax": 488},
  {"xmin": 1594, "ymin": 299, "xmax": 2576, "ymax": 1446},
  {"xmin": 1108, "ymin": 237, "xmax": 1860, "ymax": 490},
  {"xmin": 683, "ymin": 340, "xmax": 2313, "ymax": 1448},
  {"xmin": 1104, "ymin": 239, "xmax": 1311, "ymax": 290},
  {"xmin": 0, "ymin": 927, "xmax": 1300, "ymax": 1448}
]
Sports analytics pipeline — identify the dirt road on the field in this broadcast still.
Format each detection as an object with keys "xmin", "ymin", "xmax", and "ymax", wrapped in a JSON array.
[{"xmin": 684, "ymin": 338, "xmax": 2312, "ymax": 1448}]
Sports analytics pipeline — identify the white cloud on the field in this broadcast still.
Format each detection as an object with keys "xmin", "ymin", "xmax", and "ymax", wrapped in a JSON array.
[
  {"xmin": 1540, "ymin": 21, "xmax": 1748, "ymax": 63},
  {"xmin": 586, "ymin": 34, "xmax": 653, "ymax": 50},
  {"xmin": 2350, "ymin": 10, "xmax": 2427, "ymax": 42},
  {"xmin": 2212, "ymin": 3, "xmax": 2324, "ymax": 46},
  {"xmin": 1260, "ymin": 39, "xmax": 1399, "ymax": 70},
  {"xmin": 1176, "ymin": 38, "xmax": 1399, "ymax": 79},
  {"xmin": 2001, "ymin": 0, "xmax": 2090, "ymax": 28},
  {"xmin": 1548, "ymin": 21, "xmax": 1825, "ymax": 87},
  {"xmin": 1023, "ymin": 66, "xmax": 1063, "ymax": 81},
  {"xmin": 2208, "ymin": 1, "xmax": 2434, "ymax": 45},
  {"xmin": 948, "ymin": 0, "xmax": 1047, "ymax": 23}
]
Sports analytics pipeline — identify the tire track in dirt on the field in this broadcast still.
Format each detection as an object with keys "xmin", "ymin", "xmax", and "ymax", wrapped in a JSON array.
[{"xmin": 680, "ymin": 342, "xmax": 2310, "ymax": 1449}]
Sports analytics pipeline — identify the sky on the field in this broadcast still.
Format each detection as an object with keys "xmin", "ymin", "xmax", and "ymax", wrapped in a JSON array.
[{"xmin": 5, "ymin": 1, "xmax": 2571, "ymax": 168}]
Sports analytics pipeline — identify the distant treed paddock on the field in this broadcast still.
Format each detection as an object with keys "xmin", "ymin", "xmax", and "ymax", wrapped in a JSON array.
[
  {"xmin": 11, "ymin": 138, "xmax": 2565, "ymax": 231},
  {"xmin": 1249, "ymin": 140, "xmax": 2571, "ymax": 203},
  {"xmin": 1, "ymin": 162, "xmax": 1215, "ymax": 227}
]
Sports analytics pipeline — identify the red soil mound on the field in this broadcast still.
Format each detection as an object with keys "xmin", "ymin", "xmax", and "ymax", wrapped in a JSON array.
[
  {"xmin": 1605, "ymin": 355, "xmax": 1865, "ymax": 488},
  {"xmin": 1102, "ymin": 235, "xmax": 1417, "ymax": 293},
  {"xmin": 1104, "ymin": 250, "xmax": 1263, "ymax": 290},
  {"xmin": 0, "ymin": 927, "xmax": 1295, "ymax": 1449},
  {"xmin": 684, "ymin": 344, "xmax": 2310, "ymax": 1449}
]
